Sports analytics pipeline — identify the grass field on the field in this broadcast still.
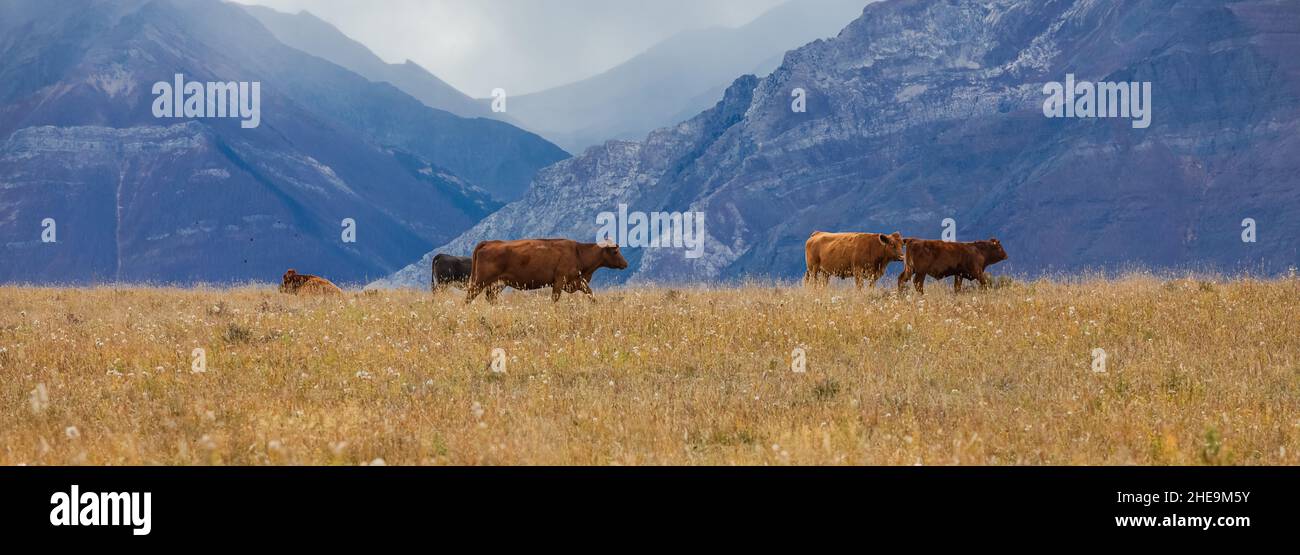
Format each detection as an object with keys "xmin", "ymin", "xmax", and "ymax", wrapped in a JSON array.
[{"xmin": 2, "ymin": 275, "xmax": 1297, "ymax": 465}]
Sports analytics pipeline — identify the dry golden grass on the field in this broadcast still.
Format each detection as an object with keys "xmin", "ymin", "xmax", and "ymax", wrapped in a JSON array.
[{"xmin": 2, "ymin": 275, "xmax": 1297, "ymax": 465}]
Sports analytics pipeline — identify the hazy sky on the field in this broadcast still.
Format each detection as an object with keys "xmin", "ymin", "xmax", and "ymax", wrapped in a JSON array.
[{"xmin": 238, "ymin": 0, "xmax": 788, "ymax": 96}]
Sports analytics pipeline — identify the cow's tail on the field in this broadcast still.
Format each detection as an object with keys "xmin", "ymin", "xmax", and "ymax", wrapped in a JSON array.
[
  {"xmin": 469, "ymin": 242, "xmax": 491, "ymax": 283},
  {"xmin": 803, "ymin": 234, "xmax": 820, "ymax": 287},
  {"xmin": 464, "ymin": 242, "xmax": 493, "ymax": 303}
]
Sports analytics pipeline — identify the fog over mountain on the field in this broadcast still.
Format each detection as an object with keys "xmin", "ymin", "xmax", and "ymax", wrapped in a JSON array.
[
  {"xmin": 380, "ymin": 0, "xmax": 1300, "ymax": 289},
  {"xmin": 503, "ymin": 0, "xmax": 871, "ymax": 153},
  {"xmin": 238, "ymin": 0, "xmax": 790, "ymax": 97},
  {"xmin": 240, "ymin": 4, "xmax": 499, "ymax": 122}
]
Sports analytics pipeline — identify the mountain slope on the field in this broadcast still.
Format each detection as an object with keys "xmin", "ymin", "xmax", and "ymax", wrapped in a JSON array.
[
  {"xmin": 503, "ymin": 0, "xmax": 870, "ymax": 153},
  {"xmin": 381, "ymin": 0, "xmax": 1300, "ymax": 288},
  {"xmin": 0, "ymin": 0, "xmax": 566, "ymax": 285}
]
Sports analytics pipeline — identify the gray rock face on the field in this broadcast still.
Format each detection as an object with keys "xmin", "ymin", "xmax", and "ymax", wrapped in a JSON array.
[
  {"xmin": 381, "ymin": 0, "xmax": 1300, "ymax": 289},
  {"xmin": 0, "ymin": 0, "xmax": 567, "ymax": 285}
]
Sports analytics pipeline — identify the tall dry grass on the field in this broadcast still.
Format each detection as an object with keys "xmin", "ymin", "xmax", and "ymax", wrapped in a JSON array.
[{"xmin": 1, "ymin": 274, "xmax": 1297, "ymax": 465}]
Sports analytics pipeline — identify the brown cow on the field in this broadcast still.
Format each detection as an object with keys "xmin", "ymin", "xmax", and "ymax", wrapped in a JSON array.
[
  {"xmin": 897, "ymin": 238, "xmax": 1007, "ymax": 294},
  {"xmin": 280, "ymin": 269, "xmax": 344, "ymax": 296},
  {"xmin": 804, "ymin": 231, "xmax": 906, "ymax": 289},
  {"xmin": 465, "ymin": 238, "xmax": 629, "ymax": 303}
]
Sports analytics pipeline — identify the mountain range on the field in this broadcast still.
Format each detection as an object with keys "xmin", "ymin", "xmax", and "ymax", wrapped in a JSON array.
[
  {"xmin": 0, "ymin": 0, "xmax": 567, "ymax": 285},
  {"xmin": 380, "ymin": 0, "xmax": 1300, "ymax": 289}
]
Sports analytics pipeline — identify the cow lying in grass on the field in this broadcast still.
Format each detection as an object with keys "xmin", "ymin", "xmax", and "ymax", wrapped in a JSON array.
[{"xmin": 280, "ymin": 269, "xmax": 344, "ymax": 296}]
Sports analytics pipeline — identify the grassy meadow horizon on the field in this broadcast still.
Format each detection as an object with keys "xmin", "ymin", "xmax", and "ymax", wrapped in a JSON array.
[{"xmin": 2, "ymin": 273, "xmax": 1297, "ymax": 465}]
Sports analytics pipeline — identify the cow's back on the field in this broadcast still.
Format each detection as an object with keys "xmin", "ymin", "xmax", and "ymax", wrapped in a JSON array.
[
  {"xmin": 302, "ymin": 277, "xmax": 343, "ymax": 295},
  {"xmin": 287, "ymin": 275, "xmax": 343, "ymax": 296},
  {"xmin": 472, "ymin": 239, "xmax": 577, "ymax": 289},
  {"xmin": 434, "ymin": 255, "xmax": 472, "ymax": 279},
  {"xmin": 906, "ymin": 239, "xmax": 971, "ymax": 277}
]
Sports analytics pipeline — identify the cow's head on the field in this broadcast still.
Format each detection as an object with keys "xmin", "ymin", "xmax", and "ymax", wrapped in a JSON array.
[
  {"xmin": 280, "ymin": 269, "xmax": 299, "ymax": 293},
  {"xmin": 879, "ymin": 232, "xmax": 905, "ymax": 261},
  {"xmin": 597, "ymin": 239, "xmax": 630, "ymax": 270},
  {"xmin": 984, "ymin": 238, "xmax": 1008, "ymax": 264}
]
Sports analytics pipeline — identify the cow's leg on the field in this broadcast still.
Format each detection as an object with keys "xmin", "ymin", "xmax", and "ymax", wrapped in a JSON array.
[
  {"xmin": 465, "ymin": 281, "xmax": 483, "ymax": 304},
  {"xmin": 854, "ymin": 270, "xmax": 864, "ymax": 290},
  {"xmin": 552, "ymin": 277, "xmax": 565, "ymax": 302},
  {"xmin": 976, "ymin": 270, "xmax": 991, "ymax": 290},
  {"xmin": 897, "ymin": 267, "xmax": 912, "ymax": 293},
  {"xmin": 577, "ymin": 279, "xmax": 597, "ymax": 302},
  {"xmin": 807, "ymin": 268, "xmax": 822, "ymax": 288},
  {"xmin": 805, "ymin": 251, "xmax": 821, "ymax": 287},
  {"xmin": 810, "ymin": 268, "xmax": 826, "ymax": 288},
  {"xmin": 954, "ymin": 276, "xmax": 962, "ymax": 294},
  {"xmin": 485, "ymin": 283, "xmax": 503, "ymax": 304},
  {"xmin": 913, "ymin": 273, "xmax": 926, "ymax": 295}
]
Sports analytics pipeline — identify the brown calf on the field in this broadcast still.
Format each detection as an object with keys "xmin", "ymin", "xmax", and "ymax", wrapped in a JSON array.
[
  {"xmin": 280, "ymin": 269, "xmax": 344, "ymax": 296},
  {"xmin": 897, "ymin": 238, "xmax": 1007, "ymax": 294}
]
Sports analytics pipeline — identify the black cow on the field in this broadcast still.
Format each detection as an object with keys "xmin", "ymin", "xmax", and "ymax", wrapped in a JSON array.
[{"xmin": 431, "ymin": 254, "xmax": 473, "ymax": 293}]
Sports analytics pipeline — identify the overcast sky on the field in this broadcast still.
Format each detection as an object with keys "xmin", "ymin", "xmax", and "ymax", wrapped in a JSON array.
[{"xmin": 237, "ymin": 0, "xmax": 788, "ymax": 96}]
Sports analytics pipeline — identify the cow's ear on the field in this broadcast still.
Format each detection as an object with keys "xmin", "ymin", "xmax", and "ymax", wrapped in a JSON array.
[
  {"xmin": 892, "ymin": 231, "xmax": 902, "ymax": 239},
  {"xmin": 878, "ymin": 234, "xmax": 890, "ymax": 245},
  {"xmin": 990, "ymin": 237, "xmax": 999, "ymax": 244}
]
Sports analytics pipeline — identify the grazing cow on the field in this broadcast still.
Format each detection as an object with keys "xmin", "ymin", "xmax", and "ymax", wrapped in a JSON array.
[
  {"xmin": 280, "ymin": 269, "xmax": 344, "ymax": 296},
  {"xmin": 897, "ymin": 238, "xmax": 1008, "ymax": 294},
  {"xmin": 804, "ymin": 231, "xmax": 906, "ymax": 289},
  {"xmin": 465, "ymin": 238, "xmax": 629, "ymax": 303},
  {"xmin": 431, "ymin": 254, "xmax": 472, "ymax": 293}
]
